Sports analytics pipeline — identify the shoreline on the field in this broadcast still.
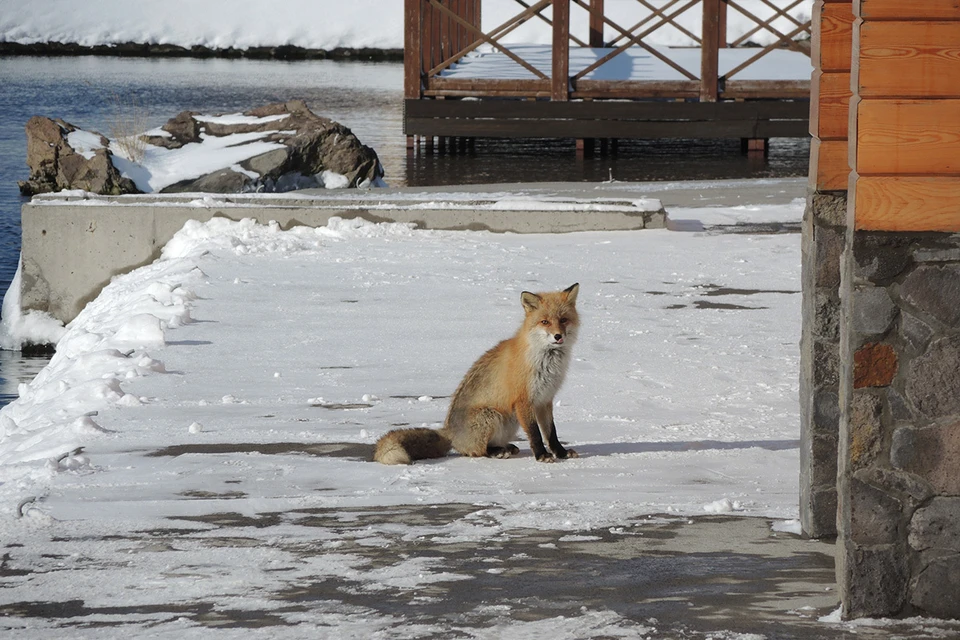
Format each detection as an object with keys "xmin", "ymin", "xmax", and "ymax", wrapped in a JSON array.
[{"xmin": 0, "ymin": 41, "xmax": 403, "ymax": 61}]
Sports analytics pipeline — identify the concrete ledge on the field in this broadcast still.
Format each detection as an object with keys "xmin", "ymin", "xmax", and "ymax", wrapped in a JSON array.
[{"xmin": 21, "ymin": 189, "xmax": 666, "ymax": 323}]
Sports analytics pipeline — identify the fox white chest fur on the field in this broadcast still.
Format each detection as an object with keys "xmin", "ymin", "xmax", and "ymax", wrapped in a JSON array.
[{"xmin": 527, "ymin": 344, "xmax": 571, "ymax": 405}]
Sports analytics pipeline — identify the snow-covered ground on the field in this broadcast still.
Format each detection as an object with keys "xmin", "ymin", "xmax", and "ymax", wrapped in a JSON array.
[
  {"xmin": 0, "ymin": 190, "xmax": 810, "ymax": 633},
  {"xmin": 0, "ymin": 0, "xmax": 812, "ymax": 50}
]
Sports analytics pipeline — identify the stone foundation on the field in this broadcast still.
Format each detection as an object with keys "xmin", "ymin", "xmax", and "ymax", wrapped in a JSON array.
[
  {"xmin": 838, "ymin": 230, "xmax": 960, "ymax": 619},
  {"xmin": 800, "ymin": 190, "xmax": 847, "ymax": 538}
]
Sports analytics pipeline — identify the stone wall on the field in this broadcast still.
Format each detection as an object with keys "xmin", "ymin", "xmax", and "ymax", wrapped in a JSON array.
[
  {"xmin": 837, "ymin": 230, "xmax": 960, "ymax": 619},
  {"xmin": 799, "ymin": 190, "xmax": 847, "ymax": 538}
]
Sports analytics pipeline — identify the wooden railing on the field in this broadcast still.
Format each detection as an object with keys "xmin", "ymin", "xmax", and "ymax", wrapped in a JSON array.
[{"xmin": 405, "ymin": 0, "xmax": 812, "ymax": 101}]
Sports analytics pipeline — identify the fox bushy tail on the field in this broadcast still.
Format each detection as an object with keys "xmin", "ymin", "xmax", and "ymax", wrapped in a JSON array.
[{"xmin": 373, "ymin": 427, "xmax": 452, "ymax": 465}]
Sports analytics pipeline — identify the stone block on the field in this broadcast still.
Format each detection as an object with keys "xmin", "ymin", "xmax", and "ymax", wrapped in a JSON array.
[
  {"xmin": 853, "ymin": 234, "xmax": 912, "ymax": 284},
  {"xmin": 909, "ymin": 498, "xmax": 960, "ymax": 552},
  {"xmin": 906, "ymin": 336, "xmax": 960, "ymax": 419},
  {"xmin": 848, "ymin": 478, "xmax": 902, "ymax": 545},
  {"xmin": 814, "ymin": 291, "xmax": 841, "ymax": 341},
  {"xmin": 859, "ymin": 468, "xmax": 934, "ymax": 509},
  {"xmin": 900, "ymin": 311, "xmax": 934, "ymax": 354},
  {"xmin": 810, "ymin": 191, "xmax": 848, "ymax": 228},
  {"xmin": 901, "ymin": 264, "xmax": 960, "ymax": 328},
  {"xmin": 891, "ymin": 426, "xmax": 917, "ymax": 470},
  {"xmin": 910, "ymin": 555, "xmax": 960, "ymax": 619},
  {"xmin": 803, "ymin": 487, "xmax": 838, "ymax": 539},
  {"xmin": 841, "ymin": 542, "xmax": 908, "ymax": 618},
  {"xmin": 849, "ymin": 392, "xmax": 884, "ymax": 470},
  {"xmin": 852, "ymin": 286, "xmax": 898, "ymax": 337},
  {"xmin": 887, "ymin": 388, "xmax": 913, "ymax": 423},
  {"xmin": 814, "ymin": 339, "xmax": 841, "ymax": 388},
  {"xmin": 854, "ymin": 342, "xmax": 898, "ymax": 389},
  {"xmin": 895, "ymin": 421, "xmax": 960, "ymax": 495},
  {"xmin": 815, "ymin": 226, "xmax": 844, "ymax": 289}
]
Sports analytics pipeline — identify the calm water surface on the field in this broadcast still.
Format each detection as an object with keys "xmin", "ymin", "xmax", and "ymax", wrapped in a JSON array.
[{"xmin": 0, "ymin": 55, "xmax": 809, "ymax": 407}]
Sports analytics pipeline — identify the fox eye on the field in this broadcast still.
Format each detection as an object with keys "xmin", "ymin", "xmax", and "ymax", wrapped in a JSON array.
[
  {"xmin": 560, "ymin": 318, "xmax": 568, "ymax": 324},
  {"xmin": 540, "ymin": 319, "xmax": 550, "ymax": 325}
]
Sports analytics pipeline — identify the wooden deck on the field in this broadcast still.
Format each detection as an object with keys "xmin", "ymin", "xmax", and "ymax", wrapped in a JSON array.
[{"xmin": 404, "ymin": 0, "xmax": 813, "ymax": 149}]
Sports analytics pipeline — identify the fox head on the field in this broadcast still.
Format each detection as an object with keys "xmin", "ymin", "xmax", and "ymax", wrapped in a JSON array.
[{"xmin": 521, "ymin": 283, "xmax": 580, "ymax": 350}]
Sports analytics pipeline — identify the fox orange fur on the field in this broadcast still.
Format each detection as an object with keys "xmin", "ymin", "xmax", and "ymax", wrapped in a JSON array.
[{"xmin": 374, "ymin": 283, "xmax": 580, "ymax": 465}]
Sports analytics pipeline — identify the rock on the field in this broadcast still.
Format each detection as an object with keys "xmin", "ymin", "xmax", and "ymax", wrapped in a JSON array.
[
  {"xmin": 19, "ymin": 100, "xmax": 384, "ymax": 196},
  {"xmin": 901, "ymin": 264, "xmax": 960, "ymax": 327},
  {"xmin": 892, "ymin": 420, "xmax": 960, "ymax": 495},
  {"xmin": 852, "ymin": 286, "xmax": 897, "ymax": 336},
  {"xmin": 853, "ymin": 342, "xmax": 898, "ymax": 389},
  {"xmin": 910, "ymin": 555, "xmax": 960, "ymax": 618},
  {"xmin": 906, "ymin": 335, "xmax": 960, "ymax": 418},
  {"xmin": 18, "ymin": 116, "xmax": 140, "ymax": 196},
  {"xmin": 849, "ymin": 392, "xmax": 883, "ymax": 470},
  {"xmin": 848, "ymin": 478, "xmax": 902, "ymax": 545},
  {"xmin": 149, "ymin": 99, "xmax": 384, "ymax": 193},
  {"xmin": 841, "ymin": 542, "xmax": 908, "ymax": 618},
  {"xmin": 909, "ymin": 498, "xmax": 960, "ymax": 552}
]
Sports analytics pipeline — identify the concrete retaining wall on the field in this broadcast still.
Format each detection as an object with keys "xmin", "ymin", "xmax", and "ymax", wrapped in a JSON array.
[{"xmin": 20, "ymin": 192, "xmax": 665, "ymax": 323}]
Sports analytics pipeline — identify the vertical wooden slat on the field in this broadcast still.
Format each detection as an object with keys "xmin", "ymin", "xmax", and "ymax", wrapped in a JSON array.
[
  {"xmin": 432, "ymin": 0, "xmax": 442, "ymax": 71},
  {"xmin": 719, "ymin": 0, "xmax": 728, "ymax": 48},
  {"xmin": 421, "ymin": 0, "xmax": 432, "ymax": 77},
  {"xmin": 589, "ymin": 0, "xmax": 605, "ymax": 47},
  {"xmin": 553, "ymin": 0, "xmax": 571, "ymax": 101},
  {"xmin": 701, "ymin": 0, "xmax": 721, "ymax": 101},
  {"xmin": 405, "ymin": 0, "xmax": 423, "ymax": 100}
]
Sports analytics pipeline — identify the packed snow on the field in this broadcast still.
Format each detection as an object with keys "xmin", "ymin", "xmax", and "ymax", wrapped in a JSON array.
[
  {"xmin": 4, "ymin": 193, "xmax": 958, "ymax": 637},
  {"xmin": 0, "ymin": 0, "xmax": 812, "ymax": 50}
]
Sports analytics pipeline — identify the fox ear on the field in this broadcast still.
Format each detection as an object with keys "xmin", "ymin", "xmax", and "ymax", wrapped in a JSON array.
[
  {"xmin": 521, "ymin": 291, "xmax": 542, "ymax": 313},
  {"xmin": 563, "ymin": 283, "xmax": 580, "ymax": 304}
]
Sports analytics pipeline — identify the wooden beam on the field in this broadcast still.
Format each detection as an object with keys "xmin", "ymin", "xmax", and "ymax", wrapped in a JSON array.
[
  {"xmin": 405, "ymin": 97, "xmax": 810, "ymax": 120},
  {"xmin": 405, "ymin": 0, "xmax": 423, "ymax": 99},
  {"xmin": 857, "ymin": 99, "xmax": 960, "ymax": 175},
  {"xmin": 589, "ymin": 0, "xmax": 604, "ymax": 47},
  {"xmin": 856, "ymin": 177, "xmax": 960, "ymax": 231},
  {"xmin": 811, "ymin": 138, "xmax": 850, "ymax": 191},
  {"xmin": 817, "ymin": 2, "xmax": 854, "ymax": 72},
  {"xmin": 701, "ymin": 0, "xmax": 721, "ymax": 102},
  {"xmin": 859, "ymin": 21, "xmax": 960, "ymax": 98},
  {"xmin": 859, "ymin": 0, "xmax": 960, "ymax": 21},
  {"xmin": 811, "ymin": 70, "xmax": 852, "ymax": 140},
  {"xmin": 552, "ymin": 0, "xmax": 570, "ymax": 101},
  {"xmin": 721, "ymin": 79, "xmax": 810, "ymax": 99}
]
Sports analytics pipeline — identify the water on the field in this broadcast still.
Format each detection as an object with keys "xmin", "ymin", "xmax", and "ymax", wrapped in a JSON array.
[{"xmin": 0, "ymin": 55, "xmax": 810, "ymax": 409}]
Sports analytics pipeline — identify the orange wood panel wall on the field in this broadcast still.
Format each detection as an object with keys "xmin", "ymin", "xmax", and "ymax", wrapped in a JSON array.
[
  {"xmin": 852, "ymin": 2, "xmax": 960, "ymax": 230},
  {"xmin": 810, "ymin": 0, "xmax": 854, "ymax": 191}
]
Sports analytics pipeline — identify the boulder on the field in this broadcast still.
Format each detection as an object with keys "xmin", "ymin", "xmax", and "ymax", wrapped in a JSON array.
[
  {"xmin": 18, "ymin": 116, "xmax": 140, "ymax": 196},
  {"xmin": 146, "ymin": 99, "xmax": 384, "ymax": 193},
  {"xmin": 19, "ymin": 100, "xmax": 384, "ymax": 196}
]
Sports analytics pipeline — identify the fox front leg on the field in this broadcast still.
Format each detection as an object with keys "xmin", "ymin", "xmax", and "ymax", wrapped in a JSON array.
[
  {"xmin": 536, "ymin": 405, "xmax": 578, "ymax": 460},
  {"xmin": 517, "ymin": 407, "xmax": 554, "ymax": 462}
]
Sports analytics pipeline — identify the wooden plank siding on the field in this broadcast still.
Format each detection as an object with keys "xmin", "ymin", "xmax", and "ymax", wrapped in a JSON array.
[
  {"xmin": 858, "ymin": 0, "xmax": 960, "ymax": 21},
  {"xmin": 858, "ymin": 22, "xmax": 960, "ymax": 98},
  {"xmin": 852, "ymin": 1, "xmax": 960, "ymax": 231},
  {"xmin": 810, "ymin": 0, "xmax": 853, "ymax": 191}
]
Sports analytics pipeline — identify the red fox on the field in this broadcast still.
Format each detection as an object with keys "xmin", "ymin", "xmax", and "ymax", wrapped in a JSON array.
[{"xmin": 374, "ymin": 283, "xmax": 580, "ymax": 465}]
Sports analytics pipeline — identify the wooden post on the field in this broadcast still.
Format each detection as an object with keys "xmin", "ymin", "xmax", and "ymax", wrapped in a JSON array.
[
  {"xmin": 405, "ymin": 0, "xmax": 423, "ymax": 100},
  {"xmin": 589, "ymin": 0, "xmax": 605, "ymax": 47},
  {"xmin": 700, "ymin": 0, "xmax": 721, "ymax": 102},
  {"xmin": 718, "ymin": 0, "xmax": 727, "ymax": 48},
  {"xmin": 552, "ymin": 0, "xmax": 570, "ymax": 101}
]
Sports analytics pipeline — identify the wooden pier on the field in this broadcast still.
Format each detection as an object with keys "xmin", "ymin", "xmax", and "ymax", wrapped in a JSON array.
[{"xmin": 404, "ymin": 0, "xmax": 813, "ymax": 154}]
